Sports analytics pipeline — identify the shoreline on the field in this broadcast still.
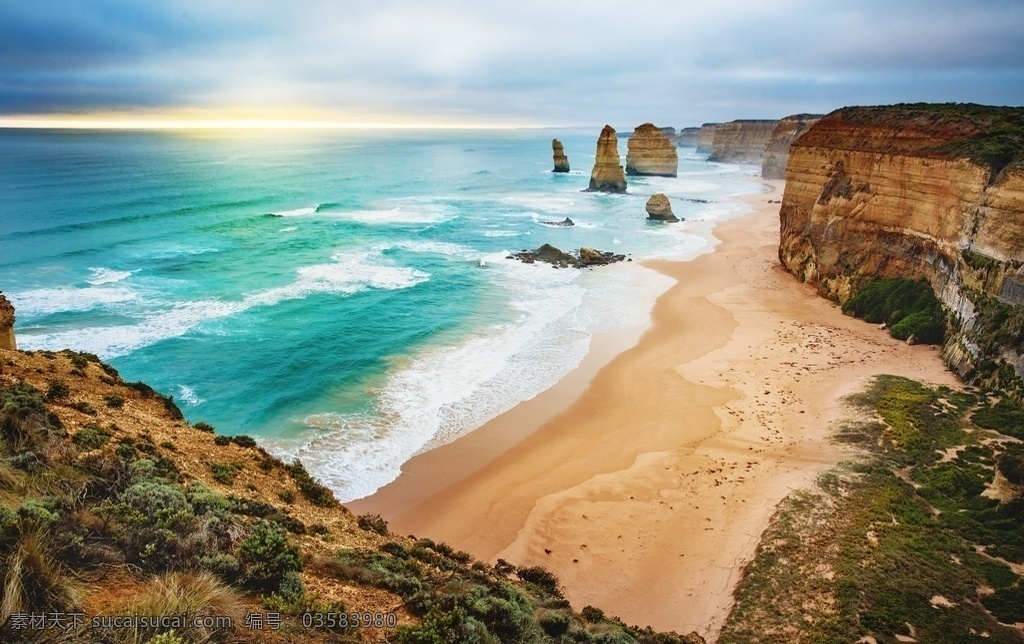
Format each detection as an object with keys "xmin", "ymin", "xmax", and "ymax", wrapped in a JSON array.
[{"xmin": 350, "ymin": 178, "xmax": 960, "ymax": 640}]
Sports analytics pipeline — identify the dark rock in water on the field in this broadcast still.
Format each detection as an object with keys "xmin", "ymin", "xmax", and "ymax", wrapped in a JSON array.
[
  {"xmin": 645, "ymin": 193, "xmax": 679, "ymax": 222},
  {"xmin": 541, "ymin": 217, "xmax": 575, "ymax": 227},
  {"xmin": 510, "ymin": 244, "xmax": 626, "ymax": 269},
  {"xmin": 552, "ymin": 139, "xmax": 570, "ymax": 173}
]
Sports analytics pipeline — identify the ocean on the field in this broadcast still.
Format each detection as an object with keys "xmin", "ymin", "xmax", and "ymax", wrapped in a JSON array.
[{"xmin": 0, "ymin": 127, "xmax": 760, "ymax": 501}]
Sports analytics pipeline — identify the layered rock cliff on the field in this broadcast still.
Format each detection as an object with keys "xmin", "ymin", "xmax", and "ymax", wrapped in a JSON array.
[
  {"xmin": 695, "ymin": 123, "xmax": 719, "ymax": 154},
  {"xmin": 626, "ymin": 123, "xmax": 678, "ymax": 177},
  {"xmin": 707, "ymin": 120, "xmax": 779, "ymax": 164},
  {"xmin": 761, "ymin": 114, "xmax": 822, "ymax": 179},
  {"xmin": 778, "ymin": 104, "xmax": 1024, "ymax": 394},
  {"xmin": 552, "ymin": 138, "xmax": 570, "ymax": 173},
  {"xmin": 0, "ymin": 291, "xmax": 14, "ymax": 351},
  {"xmin": 677, "ymin": 127, "xmax": 700, "ymax": 147},
  {"xmin": 588, "ymin": 125, "xmax": 627, "ymax": 192}
]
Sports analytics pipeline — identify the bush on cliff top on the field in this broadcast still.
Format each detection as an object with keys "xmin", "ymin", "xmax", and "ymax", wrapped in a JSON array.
[{"xmin": 842, "ymin": 278, "xmax": 945, "ymax": 345}]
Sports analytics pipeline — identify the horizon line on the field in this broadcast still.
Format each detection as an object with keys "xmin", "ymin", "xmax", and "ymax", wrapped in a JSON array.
[{"xmin": 0, "ymin": 116, "xmax": 598, "ymax": 131}]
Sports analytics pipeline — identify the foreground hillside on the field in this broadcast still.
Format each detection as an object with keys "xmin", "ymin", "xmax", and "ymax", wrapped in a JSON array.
[
  {"xmin": 723, "ymin": 375, "xmax": 1024, "ymax": 642},
  {"xmin": 0, "ymin": 346, "xmax": 702, "ymax": 643}
]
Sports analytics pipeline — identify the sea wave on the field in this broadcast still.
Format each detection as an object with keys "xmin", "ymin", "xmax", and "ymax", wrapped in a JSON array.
[
  {"xmin": 18, "ymin": 250, "xmax": 429, "ymax": 358},
  {"xmin": 10, "ymin": 285, "xmax": 138, "ymax": 317},
  {"xmin": 86, "ymin": 267, "xmax": 133, "ymax": 285}
]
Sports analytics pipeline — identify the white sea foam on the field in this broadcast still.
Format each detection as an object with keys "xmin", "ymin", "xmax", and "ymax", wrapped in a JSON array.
[
  {"xmin": 278, "ymin": 226, "xmax": 298, "ymax": 233},
  {"xmin": 86, "ymin": 267, "xmax": 133, "ymax": 285},
  {"xmin": 482, "ymin": 230, "xmax": 521, "ymax": 237},
  {"xmin": 10, "ymin": 285, "xmax": 138, "ymax": 317},
  {"xmin": 18, "ymin": 250, "xmax": 429, "ymax": 358},
  {"xmin": 273, "ymin": 206, "xmax": 319, "ymax": 217},
  {"xmin": 177, "ymin": 385, "xmax": 204, "ymax": 407}
]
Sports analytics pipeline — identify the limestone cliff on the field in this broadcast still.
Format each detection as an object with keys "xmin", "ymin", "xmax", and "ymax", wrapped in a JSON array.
[
  {"xmin": 0, "ymin": 291, "xmax": 14, "ymax": 351},
  {"xmin": 707, "ymin": 120, "xmax": 779, "ymax": 164},
  {"xmin": 552, "ymin": 138, "xmax": 570, "ymax": 173},
  {"xmin": 588, "ymin": 125, "xmax": 627, "ymax": 192},
  {"xmin": 626, "ymin": 123, "xmax": 678, "ymax": 177},
  {"xmin": 778, "ymin": 104, "xmax": 1024, "ymax": 394},
  {"xmin": 695, "ymin": 123, "xmax": 719, "ymax": 154},
  {"xmin": 761, "ymin": 114, "xmax": 822, "ymax": 179},
  {"xmin": 677, "ymin": 127, "xmax": 700, "ymax": 147}
]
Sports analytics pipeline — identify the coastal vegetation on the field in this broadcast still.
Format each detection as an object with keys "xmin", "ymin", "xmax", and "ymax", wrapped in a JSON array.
[
  {"xmin": 721, "ymin": 375, "xmax": 1024, "ymax": 642},
  {"xmin": 0, "ymin": 348, "xmax": 702, "ymax": 642},
  {"xmin": 842, "ymin": 278, "xmax": 946, "ymax": 345}
]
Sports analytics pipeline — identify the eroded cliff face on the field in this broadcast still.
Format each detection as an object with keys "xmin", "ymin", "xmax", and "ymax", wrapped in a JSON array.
[
  {"xmin": 588, "ymin": 125, "xmax": 627, "ymax": 192},
  {"xmin": 0, "ymin": 292, "xmax": 15, "ymax": 351},
  {"xmin": 677, "ymin": 127, "xmax": 700, "ymax": 147},
  {"xmin": 695, "ymin": 123, "xmax": 718, "ymax": 154},
  {"xmin": 625, "ymin": 123, "xmax": 678, "ymax": 177},
  {"xmin": 707, "ymin": 120, "xmax": 779, "ymax": 164},
  {"xmin": 778, "ymin": 105, "xmax": 1024, "ymax": 392},
  {"xmin": 761, "ymin": 114, "xmax": 822, "ymax": 180}
]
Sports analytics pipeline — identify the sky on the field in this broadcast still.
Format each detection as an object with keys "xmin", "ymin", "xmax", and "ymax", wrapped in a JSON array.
[{"xmin": 2, "ymin": 0, "xmax": 1024, "ymax": 128}]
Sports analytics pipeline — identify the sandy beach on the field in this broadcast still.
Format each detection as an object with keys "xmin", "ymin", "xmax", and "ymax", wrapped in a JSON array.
[{"xmin": 350, "ymin": 179, "xmax": 960, "ymax": 640}]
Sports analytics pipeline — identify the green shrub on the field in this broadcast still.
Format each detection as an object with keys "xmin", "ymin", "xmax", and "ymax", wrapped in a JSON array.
[
  {"xmin": 285, "ymin": 460, "xmax": 337, "ymax": 507},
  {"xmin": 231, "ymin": 435, "xmax": 257, "ymax": 448},
  {"xmin": 193, "ymin": 422, "xmax": 215, "ymax": 433},
  {"xmin": 45, "ymin": 379, "xmax": 70, "ymax": 401},
  {"xmin": 213, "ymin": 435, "xmax": 230, "ymax": 446},
  {"xmin": 973, "ymin": 398, "xmax": 1024, "ymax": 439},
  {"xmin": 982, "ymin": 584, "xmax": 1024, "ymax": 624},
  {"xmin": 104, "ymin": 394, "xmax": 125, "ymax": 408},
  {"xmin": 357, "ymin": 513, "xmax": 389, "ymax": 535},
  {"xmin": 998, "ymin": 446, "xmax": 1024, "ymax": 484},
  {"xmin": 72, "ymin": 425, "xmax": 111, "ymax": 451},
  {"xmin": 539, "ymin": 611, "xmax": 571, "ymax": 636},
  {"xmin": 842, "ymin": 278, "xmax": 945, "ymax": 344},
  {"xmin": 208, "ymin": 461, "xmax": 241, "ymax": 485},
  {"xmin": 237, "ymin": 520, "xmax": 302, "ymax": 592},
  {"xmin": 276, "ymin": 489, "xmax": 296, "ymax": 504},
  {"xmin": 581, "ymin": 605, "xmax": 606, "ymax": 623},
  {"xmin": 515, "ymin": 565, "xmax": 562, "ymax": 597}
]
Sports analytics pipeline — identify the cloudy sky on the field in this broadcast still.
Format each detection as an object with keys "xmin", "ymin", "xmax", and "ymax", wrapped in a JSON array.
[{"xmin": 2, "ymin": 0, "xmax": 1023, "ymax": 128}]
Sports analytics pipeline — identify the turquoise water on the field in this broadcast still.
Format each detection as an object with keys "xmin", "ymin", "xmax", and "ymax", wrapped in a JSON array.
[{"xmin": 0, "ymin": 128, "xmax": 760, "ymax": 500}]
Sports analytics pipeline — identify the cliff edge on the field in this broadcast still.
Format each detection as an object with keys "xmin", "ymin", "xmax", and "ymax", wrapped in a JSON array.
[
  {"xmin": 761, "ymin": 114, "xmax": 822, "ymax": 179},
  {"xmin": 778, "ymin": 103, "xmax": 1024, "ymax": 394},
  {"xmin": 0, "ymin": 291, "xmax": 14, "ymax": 351}
]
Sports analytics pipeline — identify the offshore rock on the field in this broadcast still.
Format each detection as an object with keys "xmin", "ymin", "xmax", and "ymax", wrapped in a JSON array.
[
  {"xmin": 708, "ymin": 120, "xmax": 779, "ymax": 164},
  {"xmin": 509, "ymin": 244, "xmax": 626, "ymax": 269},
  {"xmin": 677, "ymin": 127, "xmax": 700, "ymax": 147},
  {"xmin": 0, "ymin": 291, "xmax": 15, "ymax": 351},
  {"xmin": 552, "ymin": 139, "xmax": 570, "ymax": 173},
  {"xmin": 777, "ymin": 104, "xmax": 1024, "ymax": 395},
  {"xmin": 587, "ymin": 125, "xmax": 627, "ymax": 192},
  {"xmin": 761, "ymin": 114, "xmax": 823, "ymax": 179},
  {"xmin": 645, "ymin": 193, "xmax": 679, "ymax": 222},
  {"xmin": 541, "ymin": 217, "xmax": 575, "ymax": 227},
  {"xmin": 695, "ymin": 123, "xmax": 719, "ymax": 154},
  {"xmin": 626, "ymin": 123, "xmax": 678, "ymax": 177}
]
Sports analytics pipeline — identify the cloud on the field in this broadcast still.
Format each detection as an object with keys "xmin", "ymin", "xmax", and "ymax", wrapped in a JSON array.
[{"xmin": 1, "ymin": 0, "xmax": 1022, "ymax": 125}]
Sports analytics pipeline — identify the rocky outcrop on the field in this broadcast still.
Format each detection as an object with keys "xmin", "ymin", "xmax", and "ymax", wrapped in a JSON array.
[
  {"xmin": 659, "ymin": 126, "xmax": 677, "ymax": 142},
  {"xmin": 0, "ymin": 292, "xmax": 15, "ymax": 351},
  {"xmin": 677, "ymin": 127, "xmax": 700, "ymax": 147},
  {"xmin": 552, "ymin": 139, "xmax": 570, "ymax": 173},
  {"xmin": 625, "ymin": 123, "xmax": 678, "ymax": 177},
  {"xmin": 509, "ymin": 244, "xmax": 627, "ymax": 268},
  {"xmin": 540, "ymin": 217, "xmax": 574, "ymax": 227},
  {"xmin": 761, "ymin": 114, "xmax": 823, "ymax": 179},
  {"xmin": 695, "ymin": 123, "xmax": 719, "ymax": 154},
  {"xmin": 708, "ymin": 120, "xmax": 779, "ymax": 164},
  {"xmin": 777, "ymin": 104, "xmax": 1024, "ymax": 394},
  {"xmin": 588, "ymin": 125, "xmax": 627, "ymax": 192},
  {"xmin": 645, "ymin": 193, "xmax": 679, "ymax": 222}
]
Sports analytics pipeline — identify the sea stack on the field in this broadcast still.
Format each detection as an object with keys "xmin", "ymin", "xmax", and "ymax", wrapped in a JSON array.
[
  {"xmin": 677, "ymin": 127, "xmax": 700, "ymax": 147},
  {"xmin": 587, "ymin": 125, "xmax": 627, "ymax": 192},
  {"xmin": 552, "ymin": 139, "xmax": 570, "ymax": 173},
  {"xmin": 625, "ymin": 123, "xmax": 678, "ymax": 177},
  {"xmin": 645, "ymin": 193, "xmax": 679, "ymax": 222},
  {"xmin": 0, "ymin": 292, "xmax": 16, "ymax": 351}
]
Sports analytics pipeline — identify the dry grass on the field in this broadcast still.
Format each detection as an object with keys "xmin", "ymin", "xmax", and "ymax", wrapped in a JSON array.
[
  {"xmin": 1, "ymin": 528, "xmax": 80, "ymax": 622},
  {"xmin": 112, "ymin": 571, "xmax": 245, "ymax": 643}
]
